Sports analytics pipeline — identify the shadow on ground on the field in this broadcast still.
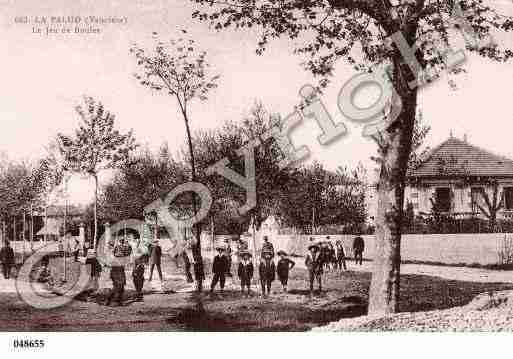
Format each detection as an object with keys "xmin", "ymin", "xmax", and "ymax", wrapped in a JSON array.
[{"xmin": 2, "ymin": 268, "xmax": 513, "ymax": 331}]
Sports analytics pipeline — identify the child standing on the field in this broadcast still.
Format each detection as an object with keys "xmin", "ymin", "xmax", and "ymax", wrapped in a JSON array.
[
  {"xmin": 276, "ymin": 250, "xmax": 295, "ymax": 293},
  {"xmin": 132, "ymin": 255, "xmax": 146, "ymax": 302},
  {"xmin": 237, "ymin": 251, "xmax": 254, "ymax": 296},
  {"xmin": 258, "ymin": 251, "xmax": 275, "ymax": 297},
  {"xmin": 85, "ymin": 250, "xmax": 102, "ymax": 295}
]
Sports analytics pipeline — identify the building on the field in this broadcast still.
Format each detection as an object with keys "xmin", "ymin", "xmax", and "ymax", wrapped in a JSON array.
[
  {"xmin": 366, "ymin": 135, "xmax": 513, "ymax": 221},
  {"xmin": 35, "ymin": 204, "xmax": 85, "ymax": 241}
]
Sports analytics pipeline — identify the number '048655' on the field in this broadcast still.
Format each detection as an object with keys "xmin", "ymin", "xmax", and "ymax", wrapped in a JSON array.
[{"xmin": 13, "ymin": 339, "xmax": 45, "ymax": 349}]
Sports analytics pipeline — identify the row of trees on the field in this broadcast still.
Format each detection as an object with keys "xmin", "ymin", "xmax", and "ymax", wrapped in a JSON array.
[{"xmin": 101, "ymin": 101, "xmax": 368, "ymax": 236}]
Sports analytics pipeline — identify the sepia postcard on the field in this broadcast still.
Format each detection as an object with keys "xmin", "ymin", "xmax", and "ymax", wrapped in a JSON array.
[{"xmin": 1, "ymin": 0, "xmax": 513, "ymax": 356}]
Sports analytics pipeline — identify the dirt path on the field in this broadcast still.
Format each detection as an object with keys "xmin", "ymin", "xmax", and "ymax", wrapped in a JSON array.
[{"xmin": 340, "ymin": 261, "xmax": 513, "ymax": 283}]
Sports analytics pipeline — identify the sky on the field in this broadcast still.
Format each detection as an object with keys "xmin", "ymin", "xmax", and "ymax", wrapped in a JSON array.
[{"xmin": 1, "ymin": 0, "xmax": 513, "ymax": 204}]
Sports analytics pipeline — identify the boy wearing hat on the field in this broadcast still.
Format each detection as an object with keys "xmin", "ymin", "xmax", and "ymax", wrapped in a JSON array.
[
  {"xmin": 107, "ymin": 237, "xmax": 132, "ymax": 306},
  {"xmin": 305, "ymin": 244, "xmax": 323, "ymax": 295},
  {"xmin": 210, "ymin": 246, "xmax": 229, "ymax": 293},
  {"xmin": 276, "ymin": 250, "xmax": 295, "ymax": 293},
  {"xmin": 237, "ymin": 251, "xmax": 254, "ymax": 296},
  {"xmin": 132, "ymin": 239, "xmax": 148, "ymax": 302},
  {"xmin": 258, "ymin": 251, "xmax": 275, "ymax": 297}
]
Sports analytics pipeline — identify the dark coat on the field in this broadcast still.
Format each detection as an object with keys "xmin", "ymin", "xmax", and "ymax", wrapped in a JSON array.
[
  {"xmin": 237, "ymin": 261, "xmax": 254, "ymax": 281},
  {"xmin": 132, "ymin": 262, "xmax": 145, "ymax": 280},
  {"xmin": 305, "ymin": 252, "xmax": 323, "ymax": 274},
  {"xmin": 85, "ymin": 257, "xmax": 102, "ymax": 277},
  {"xmin": 277, "ymin": 258, "xmax": 295, "ymax": 279},
  {"xmin": 212, "ymin": 254, "xmax": 229, "ymax": 275},
  {"xmin": 110, "ymin": 266, "xmax": 126, "ymax": 286},
  {"xmin": 149, "ymin": 244, "xmax": 162, "ymax": 265},
  {"xmin": 0, "ymin": 246, "xmax": 14, "ymax": 264},
  {"xmin": 336, "ymin": 244, "xmax": 345, "ymax": 259},
  {"xmin": 353, "ymin": 236, "xmax": 365, "ymax": 252},
  {"xmin": 259, "ymin": 260, "xmax": 275, "ymax": 282}
]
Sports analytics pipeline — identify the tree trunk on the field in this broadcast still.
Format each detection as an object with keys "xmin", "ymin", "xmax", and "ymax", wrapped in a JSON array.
[
  {"xmin": 93, "ymin": 173, "xmax": 98, "ymax": 250},
  {"xmin": 183, "ymin": 112, "xmax": 204, "ymax": 292},
  {"xmin": 367, "ymin": 57, "xmax": 419, "ymax": 316}
]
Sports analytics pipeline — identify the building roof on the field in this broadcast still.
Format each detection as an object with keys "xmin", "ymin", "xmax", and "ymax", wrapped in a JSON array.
[
  {"xmin": 34, "ymin": 205, "xmax": 84, "ymax": 217},
  {"xmin": 407, "ymin": 137, "xmax": 513, "ymax": 178}
]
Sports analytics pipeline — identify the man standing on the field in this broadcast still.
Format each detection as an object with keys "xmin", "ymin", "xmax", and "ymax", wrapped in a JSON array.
[
  {"xmin": 259, "ymin": 250, "xmax": 275, "ymax": 297},
  {"xmin": 106, "ymin": 237, "xmax": 132, "ymax": 306},
  {"xmin": 260, "ymin": 236, "xmax": 274, "ymax": 261},
  {"xmin": 210, "ymin": 247, "xmax": 228, "ymax": 293},
  {"xmin": 335, "ymin": 240, "xmax": 347, "ymax": 270},
  {"xmin": 305, "ymin": 244, "xmax": 323, "ymax": 296},
  {"xmin": 225, "ymin": 240, "xmax": 232, "ymax": 277},
  {"xmin": 0, "ymin": 241, "xmax": 15, "ymax": 279},
  {"xmin": 148, "ymin": 239, "xmax": 163, "ymax": 282},
  {"xmin": 353, "ymin": 234, "xmax": 365, "ymax": 265}
]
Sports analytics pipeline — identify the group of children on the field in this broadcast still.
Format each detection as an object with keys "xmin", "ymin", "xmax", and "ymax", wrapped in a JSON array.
[{"xmin": 210, "ymin": 244, "xmax": 295, "ymax": 297}]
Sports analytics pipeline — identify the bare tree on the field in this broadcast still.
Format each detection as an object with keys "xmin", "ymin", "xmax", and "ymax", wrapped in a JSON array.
[{"xmin": 131, "ymin": 31, "xmax": 219, "ymax": 291}]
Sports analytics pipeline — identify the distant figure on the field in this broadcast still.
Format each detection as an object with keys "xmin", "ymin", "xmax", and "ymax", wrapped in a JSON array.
[
  {"xmin": 0, "ymin": 241, "xmax": 15, "ymax": 279},
  {"xmin": 58, "ymin": 238, "xmax": 64, "ymax": 258},
  {"xmin": 192, "ymin": 249, "xmax": 205, "ymax": 292},
  {"xmin": 182, "ymin": 250, "xmax": 194, "ymax": 283},
  {"xmin": 148, "ymin": 240, "xmax": 163, "ymax": 282},
  {"xmin": 210, "ymin": 247, "xmax": 229, "ymax": 293},
  {"xmin": 237, "ymin": 251, "xmax": 254, "ymax": 296},
  {"xmin": 106, "ymin": 237, "xmax": 132, "ymax": 306},
  {"xmin": 85, "ymin": 249, "xmax": 102, "ymax": 294},
  {"xmin": 225, "ymin": 240, "xmax": 233, "ymax": 277},
  {"xmin": 305, "ymin": 244, "xmax": 323, "ymax": 295},
  {"xmin": 72, "ymin": 238, "xmax": 80, "ymax": 262},
  {"xmin": 83, "ymin": 240, "xmax": 90, "ymax": 257},
  {"xmin": 335, "ymin": 240, "xmax": 347, "ymax": 270},
  {"xmin": 259, "ymin": 250, "xmax": 275, "ymax": 297},
  {"xmin": 237, "ymin": 239, "xmax": 249, "ymax": 253},
  {"xmin": 353, "ymin": 234, "xmax": 365, "ymax": 265},
  {"xmin": 37, "ymin": 262, "xmax": 53, "ymax": 285},
  {"xmin": 260, "ymin": 236, "xmax": 274, "ymax": 261},
  {"xmin": 276, "ymin": 250, "xmax": 295, "ymax": 293}
]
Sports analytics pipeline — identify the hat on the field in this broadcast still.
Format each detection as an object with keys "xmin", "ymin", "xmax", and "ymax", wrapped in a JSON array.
[
  {"xmin": 308, "ymin": 244, "xmax": 319, "ymax": 251},
  {"xmin": 215, "ymin": 246, "xmax": 225, "ymax": 251},
  {"xmin": 277, "ymin": 250, "xmax": 288, "ymax": 256}
]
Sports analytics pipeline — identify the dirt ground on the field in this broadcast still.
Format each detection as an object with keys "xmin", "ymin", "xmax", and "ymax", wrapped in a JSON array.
[{"xmin": 1, "ymin": 258, "xmax": 512, "ymax": 331}]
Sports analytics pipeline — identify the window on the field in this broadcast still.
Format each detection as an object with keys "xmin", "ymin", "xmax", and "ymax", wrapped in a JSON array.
[
  {"xmin": 504, "ymin": 187, "xmax": 513, "ymax": 210},
  {"xmin": 435, "ymin": 187, "xmax": 451, "ymax": 212},
  {"xmin": 471, "ymin": 187, "xmax": 485, "ymax": 213}
]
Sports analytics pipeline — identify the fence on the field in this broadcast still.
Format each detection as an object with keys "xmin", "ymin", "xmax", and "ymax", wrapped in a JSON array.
[{"xmin": 269, "ymin": 233, "xmax": 513, "ymax": 265}]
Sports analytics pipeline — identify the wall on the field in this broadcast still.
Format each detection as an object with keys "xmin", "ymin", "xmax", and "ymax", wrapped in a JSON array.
[{"xmin": 268, "ymin": 233, "xmax": 511, "ymax": 265}]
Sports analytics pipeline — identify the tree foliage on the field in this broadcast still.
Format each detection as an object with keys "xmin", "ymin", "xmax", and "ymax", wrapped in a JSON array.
[
  {"xmin": 190, "ymin": 0, "xmax": 513, "ymax": 314},
  {"xmin": 58, "ymin": 96, "xmax": 137, "ymax": 245}
]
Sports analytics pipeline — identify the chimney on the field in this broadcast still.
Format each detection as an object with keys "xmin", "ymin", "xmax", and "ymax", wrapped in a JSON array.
[{"xmin": 463, "ymin": 134, "xmax": 468, "ymax": 143}]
